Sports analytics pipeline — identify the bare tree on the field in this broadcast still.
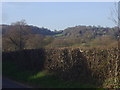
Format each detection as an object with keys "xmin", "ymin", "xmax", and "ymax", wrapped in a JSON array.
[
  {"xmin": 6, "ymin": 19, "xmax": 30, "ymax": 51},
  {"xmin": 110, "ymin": 2, "xmax": 120, "ymax": 47},
  {"xmin": 109, "ymin": 1, "xmax": 120, "ymax": 88}
]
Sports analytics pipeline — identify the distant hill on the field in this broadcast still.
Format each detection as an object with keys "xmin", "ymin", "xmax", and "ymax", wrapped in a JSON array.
[
  {"xmin": 2, "ymin": 24, "xmax": 119, "ymax": 39},
  {"xmin": 49, "ymin": 25, "xmax": 119, "ymax": 48},
  {"xmin": 1, "ymin": 24, "xmax": 62, "ymax": 36},
  {"xmin": 60, "ymin": 25, "xmax": 119, "ymax": 40},
  {"xmin": 0, "ymin": 25, "xmax": 120, "ymax": 40},
  {"xmin": 1, "ymin": 24, "xmax": 119, "ymax": 49}
]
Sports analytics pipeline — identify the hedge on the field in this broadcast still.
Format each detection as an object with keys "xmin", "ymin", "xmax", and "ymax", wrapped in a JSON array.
[{"xmin": 2, "ymin": 47, "xmax": 120, "ymax": 87}]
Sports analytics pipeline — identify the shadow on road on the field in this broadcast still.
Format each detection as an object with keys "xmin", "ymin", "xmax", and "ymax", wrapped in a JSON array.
[{"xmin": 2, "ymin": 77, "xmax": 31, "ymax": 88}]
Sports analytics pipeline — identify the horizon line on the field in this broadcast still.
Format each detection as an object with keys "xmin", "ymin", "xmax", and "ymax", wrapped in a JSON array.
[{"xmin": 1, "ymin": 23, "xmax": 117, "ymax": 31}]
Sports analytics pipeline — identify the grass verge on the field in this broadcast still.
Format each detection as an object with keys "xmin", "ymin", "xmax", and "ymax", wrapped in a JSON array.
[{"xmin": 3, "ymin": 61, "xmax": 99, "ymax": 88}]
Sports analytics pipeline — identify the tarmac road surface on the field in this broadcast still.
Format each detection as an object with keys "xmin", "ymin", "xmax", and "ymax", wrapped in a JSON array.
[{"xmin": 2, "ymin": 77, "xmax": 30, "ymax": 88}]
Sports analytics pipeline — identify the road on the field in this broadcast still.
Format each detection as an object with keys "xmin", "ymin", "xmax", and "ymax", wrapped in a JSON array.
[{"xmin": 2, "ymin": 78, "xmax": 29, "ymax": 88}]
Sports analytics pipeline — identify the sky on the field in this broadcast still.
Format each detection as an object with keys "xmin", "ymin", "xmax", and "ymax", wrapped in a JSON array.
[{"xmin": 2, "ymin": 2, "xmax": 117, "ymax": 31}]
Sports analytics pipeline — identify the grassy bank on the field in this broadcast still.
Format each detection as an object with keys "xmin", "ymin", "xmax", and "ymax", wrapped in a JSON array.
[{"xmin": 3, "ymin": 61, "xmax": 97, "ymax": 88}]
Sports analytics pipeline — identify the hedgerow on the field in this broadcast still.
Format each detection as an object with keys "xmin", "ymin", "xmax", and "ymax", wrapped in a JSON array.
[{"xmin": 2, "ymin": 47, "xmax": 120, "ymax": 88}]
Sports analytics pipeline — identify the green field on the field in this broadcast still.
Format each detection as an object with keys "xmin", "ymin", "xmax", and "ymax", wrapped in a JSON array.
[{"xmin": 54, "ymin": 33, "xmax": 64, "ymax": 37}]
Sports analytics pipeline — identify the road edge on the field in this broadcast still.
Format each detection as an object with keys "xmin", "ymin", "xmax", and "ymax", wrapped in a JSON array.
[{"xmin": 2, "ymin": 76, "xmax": 33, "ymax": 88}]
